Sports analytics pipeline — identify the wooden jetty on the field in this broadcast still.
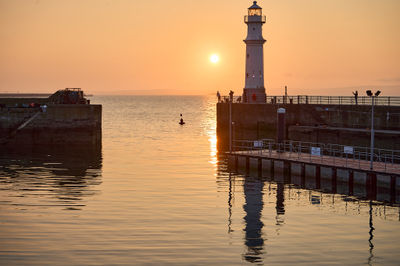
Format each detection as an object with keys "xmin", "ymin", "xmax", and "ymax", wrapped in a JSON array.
[{"xmin": 228, "ymin": 139, "xmax": 400, "ymax": 203}]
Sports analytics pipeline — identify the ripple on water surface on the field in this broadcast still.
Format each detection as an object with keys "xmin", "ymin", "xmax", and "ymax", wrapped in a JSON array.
[{"xmin": 0, "ymin": 96, "xmax": 399, "ymax": 265}]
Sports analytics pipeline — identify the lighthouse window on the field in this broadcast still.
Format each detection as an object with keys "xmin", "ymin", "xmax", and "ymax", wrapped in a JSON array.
[
  {"xmin": 253, "ymin": 27, "xmax": 255, "ymax": 31},
  {"xmin": 247, "ymin": 54, "xmax": 249, "ymax": 58},
  {"xmin": 249, "ymin": 9, "xmax": 262, "ymax": 16},
  {"xmin": 246, "ymin": 73, "xmax": 249, "ymax": 77}
]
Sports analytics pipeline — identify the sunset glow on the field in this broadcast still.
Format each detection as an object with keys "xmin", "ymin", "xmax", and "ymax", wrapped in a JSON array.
[{"xmin": 0, "ymin": 0, "xmax": 399, "ymax": 95}]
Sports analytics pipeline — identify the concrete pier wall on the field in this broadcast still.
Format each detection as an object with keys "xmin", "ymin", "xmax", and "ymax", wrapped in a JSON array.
[
  {"xmin": 0, "ymin": 104, "xmax": 101, "ymax": 145},
  {"xmin": 249, "ymin": 157, "xmax": 259, "ymax": 171},
  {"xmin": 274, "ymin": 160, "xmax": 284, "ymax": 176},
  {"xmin": 305, "ymin": 164, "xmax": 316, "ymax": 178},
  {"xmin": 337, "ymin": 169, "xmax": 350, "ymax": 182},
  {"xmin": 262, "ymin": 159, "xmax": 272, "ymax": 175},
  {"xmin": 321, "ymin": 166, "xmax": 333, "ymax": 179},
  {"xmin": 291, "ymin": 163, "xmax": 302, "ymax": 177},
  {"xmin": 217, "ymin": 102, "xmax": 400, "ymax": 150},
  {"xmin": 354, "ymin": 171, "xmax": 367, "ymax": 185}
]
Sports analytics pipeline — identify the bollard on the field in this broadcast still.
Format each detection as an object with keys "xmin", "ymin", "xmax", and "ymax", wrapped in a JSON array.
[{"xmin": 277, "ymin": 108, "xmax": 286, "ymax": 145}]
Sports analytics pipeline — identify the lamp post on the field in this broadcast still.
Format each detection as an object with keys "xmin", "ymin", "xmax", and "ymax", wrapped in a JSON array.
[{"xmin": 366, "ymin": 90, "xmax": 381, "ymax": 170}]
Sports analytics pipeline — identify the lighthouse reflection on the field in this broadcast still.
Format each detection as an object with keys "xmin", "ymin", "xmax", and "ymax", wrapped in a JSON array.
[
  {"xmin": 217, "ymin": 155, "xmax": 400, "ymax": 264},
  {"xmin": 243, "ymin": 176, "xmax": 265, "ymax": 263},
  {"xmin": 242, "ymin": 177, "xmax": 286, "ymax": 263}
]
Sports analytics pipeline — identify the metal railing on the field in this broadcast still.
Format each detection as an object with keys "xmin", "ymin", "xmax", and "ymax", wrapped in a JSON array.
[
  {"xmin": 218, "ymin": 95, "xmax": 400, "ymax": 106},
  {"xmin": 244, "ymin": 15, "xmax": 266, "ymax": 23},
  {"xmin": 232, "ymin": 138, "xmax": 400, "ymax": 173}
]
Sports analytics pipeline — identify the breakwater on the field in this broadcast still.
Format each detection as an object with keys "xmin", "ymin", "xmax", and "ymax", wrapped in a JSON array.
[
  {"xmin": 0, "ymin": 89, "xmax": 101, "ymax": 145},
  {"xmin": 0, "ymin": 104, "xmax": 101, "ymax": 145},
  {"xmin": 217, "ymin": 96, "xmax": 400, "ymax": 150}
]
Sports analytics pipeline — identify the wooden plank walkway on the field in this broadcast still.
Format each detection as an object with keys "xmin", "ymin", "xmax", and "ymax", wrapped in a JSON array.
[{"xmin": 233, "ymin": 149, "xmax": 400, "ymax": 175}]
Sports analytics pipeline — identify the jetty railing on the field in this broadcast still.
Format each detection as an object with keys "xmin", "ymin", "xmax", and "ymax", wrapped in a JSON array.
[
  {"xmin": 232, "ymin": 138, "xmax": 400, "ymax": 173},
  {"xmin": 219, "ymin": 95, "xmax": 400, "ymax": 106}
]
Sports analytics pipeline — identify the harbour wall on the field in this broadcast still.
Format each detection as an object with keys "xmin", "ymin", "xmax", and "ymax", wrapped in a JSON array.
[
  {"xmin": 0, "ymin": 104, "xmax": 102, "ymax": 145},
  {"xmin": 217, "ymin": 103, "xmax": 400, "ymax": 150}
]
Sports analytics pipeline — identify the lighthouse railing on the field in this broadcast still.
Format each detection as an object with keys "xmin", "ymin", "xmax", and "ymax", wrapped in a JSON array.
[{"xmin": 244, "ymin": 15, "xmax": 266, "ymax": 23}]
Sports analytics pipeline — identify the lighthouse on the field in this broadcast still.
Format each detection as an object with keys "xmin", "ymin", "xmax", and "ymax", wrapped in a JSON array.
[{"xmin": 243, "ymin": 1, "xmax": 266, "ymax": 103}]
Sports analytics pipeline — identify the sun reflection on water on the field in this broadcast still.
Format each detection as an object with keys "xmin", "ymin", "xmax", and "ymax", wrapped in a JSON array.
[
  {"xmin": 209, "ymin": 134, "xmax": 218, "ymax": 166},
  {"xmin": 202, "ymin": 96, "xmax": 218, "ymax": 167}
]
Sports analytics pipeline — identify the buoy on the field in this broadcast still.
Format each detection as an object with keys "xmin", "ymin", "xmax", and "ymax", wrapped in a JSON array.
[{"xmin": 179, "ymin": 114, "xmax": 185, "ymax": 125}]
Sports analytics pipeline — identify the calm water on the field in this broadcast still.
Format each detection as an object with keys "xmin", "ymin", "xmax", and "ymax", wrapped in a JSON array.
[{"xmin": 0, "ymin": 96, "xmax": 399, "ymax": 265}]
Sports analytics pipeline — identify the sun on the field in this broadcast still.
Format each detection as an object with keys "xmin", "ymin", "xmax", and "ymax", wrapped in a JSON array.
[{"xmin": 210, "ymin": 54, "xmax": 219, "ymax": 64}]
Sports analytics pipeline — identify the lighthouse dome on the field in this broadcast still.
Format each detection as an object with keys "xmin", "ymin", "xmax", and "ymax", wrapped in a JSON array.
[{"xmin": 248, "ymin": 1, "xmax": 262, "ymax": 16}]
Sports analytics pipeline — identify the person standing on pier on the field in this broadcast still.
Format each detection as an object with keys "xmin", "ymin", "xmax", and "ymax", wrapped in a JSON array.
[
  {"xmin": 353, "ymin": 90, "xmax": 358, "ymax": 105},
  {"xmin": 217, "ymin": 91, "xmax": 221, "ymax": 102},
  {"xmin": 229, "ymin": 90, "xmax": 234, "ymax": 102}
]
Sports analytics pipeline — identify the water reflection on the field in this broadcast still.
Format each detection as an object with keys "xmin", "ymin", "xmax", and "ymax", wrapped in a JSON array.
[
  {"xmin": 227, "ymin": 173, "xmax": 234, "ymax": 234},
  {"xmin": 275, "ymin": 182, "xmax": 285, "ymax": 226},
  {"xmin": 368, "ymin": 200, "xmax": 375, "ymax": 265},
  {"xmin": 0, "ymin": 143, "xmax": 102, "ymax": 210},
  {"xmin": 216, "ymin": 155, "xmax": 399, "ymax": 264},
  {"xmin": 209, "ymin": 134, "xmax": 218, "ymax": 166},
  {"xmin": 243, "ymin": 176, "xmax": 264, "ymax": 263}
]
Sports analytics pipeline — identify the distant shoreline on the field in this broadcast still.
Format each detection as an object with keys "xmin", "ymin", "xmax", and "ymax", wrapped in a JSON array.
[
  {"xmin": 0, "ymin": 93, "xmax": 52, "ymax": 98},
  {"xmin": 0, "ymin": 93, "xmax": 94, "ymax": 98}
]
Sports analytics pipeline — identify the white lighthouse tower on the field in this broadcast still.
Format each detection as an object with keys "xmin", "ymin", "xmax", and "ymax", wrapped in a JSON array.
[{"xmin": 243, "ymin": 1, "xmax": 266, "ymax": 103}]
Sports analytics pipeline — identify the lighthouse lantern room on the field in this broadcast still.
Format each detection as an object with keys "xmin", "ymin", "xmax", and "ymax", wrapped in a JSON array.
[{"xmin": 243, "ymin": 1, "xmax": 266, "ymax": 103}]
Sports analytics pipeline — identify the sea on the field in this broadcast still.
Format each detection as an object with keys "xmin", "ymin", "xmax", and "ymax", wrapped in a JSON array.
[{"xmin": 0, "ymin": 95, "xmax": 399, "ymax": 265}]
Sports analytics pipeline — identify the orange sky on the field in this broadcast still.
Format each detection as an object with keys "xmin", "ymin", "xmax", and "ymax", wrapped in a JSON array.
[{"xmin": 0, "ymin": 0, "xmax": 399, "ymax": 96}]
